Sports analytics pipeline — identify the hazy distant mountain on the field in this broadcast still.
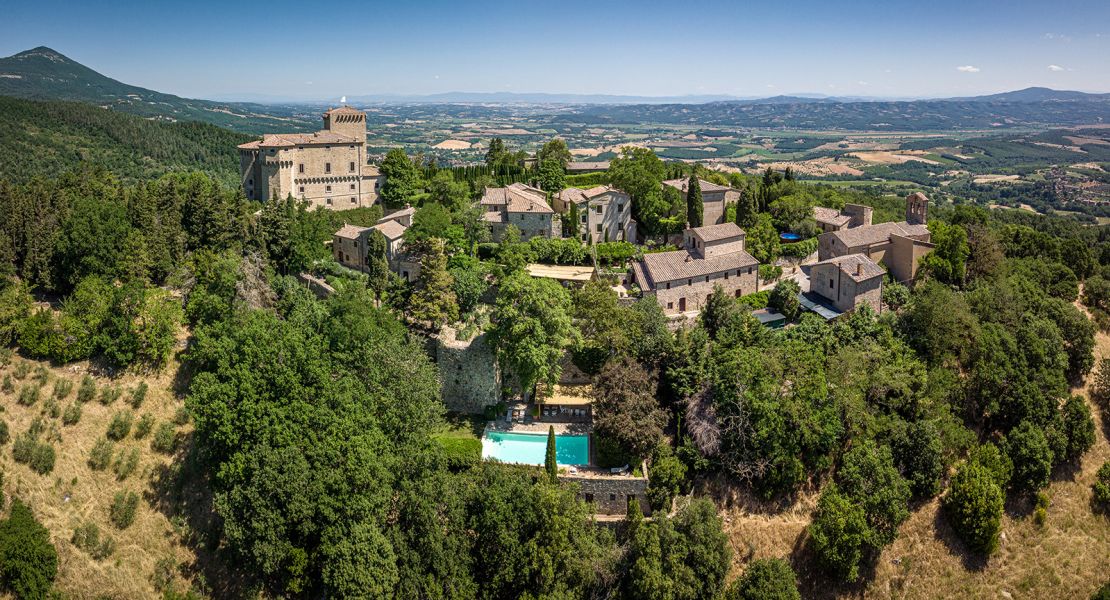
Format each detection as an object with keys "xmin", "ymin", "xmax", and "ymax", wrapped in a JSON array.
[
  {"xmin": 346, "ymin": 91, "xmax": 748, "ymax": 104},
  {"xmin": 0, "ymin": 47, "xmax": 314, "ymax": 133},
  {"xmin": 949, "ymin": 87, "xmax": 1110, "ymax": 103}
]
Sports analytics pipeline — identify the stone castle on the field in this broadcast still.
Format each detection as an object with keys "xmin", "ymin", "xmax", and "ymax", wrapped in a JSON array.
[{"xmin": 238, "ymin": 106, "xmax": 383, "ymax": 209}]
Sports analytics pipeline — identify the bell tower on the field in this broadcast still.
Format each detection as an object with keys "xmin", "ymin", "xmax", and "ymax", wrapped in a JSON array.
[{"xmin": 905, "ymin": 192, "xmax": 928, "ymax": 225}]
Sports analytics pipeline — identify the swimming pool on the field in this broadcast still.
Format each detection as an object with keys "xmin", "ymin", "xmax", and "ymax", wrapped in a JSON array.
[
  {"xmin": 482, "ymin": 431, "xmax": 590, "ymax": 466},
  {"xmin": 780, "ymin": 232, "xmax": 803, "ymax": 242}
]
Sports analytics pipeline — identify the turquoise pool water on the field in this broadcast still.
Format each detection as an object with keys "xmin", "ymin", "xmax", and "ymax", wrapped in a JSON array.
[{"xmin": 482, "ymin": 431, "xmax": 589, "ymax": 466}]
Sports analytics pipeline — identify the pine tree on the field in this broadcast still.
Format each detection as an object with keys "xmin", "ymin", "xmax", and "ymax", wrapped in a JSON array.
[
  {"xmin": 545, "ymin": 426, "xmax": 558, "ymax": 482},
  {"xmin": 734, "ymin": 190, "xmax": 757, "ymax": 230},
  {"xmin": 407, "ymin": 239, "xmax": 458, "ymax": 330},
  {"xmin": 686, "ymin": 175, "xmax": 703, "ymax": 228}
]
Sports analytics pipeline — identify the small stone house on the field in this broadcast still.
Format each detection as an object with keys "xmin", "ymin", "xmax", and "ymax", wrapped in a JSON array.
[
  {"xmin": 332, "ymin": 212, "xmax": 420, "ymax": 282},
  {"xmin": 816, "ymin": 192, "xmax": 933, "ymax": 283},
  {"xmin": 813, "ymin": 204, "xmax": 873, "ymax": 233},
  {"xmin": 553, "ymin": 185, "xmax": 636, "ymax": 244},
  {"xmin": 662, "ymin": 178, "xmax": 741, "ymax": 226},
  {"xmin": 809, "ymin": 254, "xmax": 884, "ymax": 314},
  {"xmin": 480, "ymin": 183, "xmax": 561, "ymax": 241},
  {"xmin": 630, "ymin": 222, "xmax": 759, "ymax": 315}
]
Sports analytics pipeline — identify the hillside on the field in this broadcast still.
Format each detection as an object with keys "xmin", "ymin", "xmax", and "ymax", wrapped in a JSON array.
[
  {"xmin": 0, "ymin": 96, "xmax": 250, "ymax": 186},
  {"xmin": 0, "ymin": 47, "xmax": 313, "ymax": 133}
]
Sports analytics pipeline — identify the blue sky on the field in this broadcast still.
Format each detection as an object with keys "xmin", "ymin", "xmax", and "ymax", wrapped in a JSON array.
[{"xmin": 3, "ymin": 0, "xmax": 1108, "ymax": 100}]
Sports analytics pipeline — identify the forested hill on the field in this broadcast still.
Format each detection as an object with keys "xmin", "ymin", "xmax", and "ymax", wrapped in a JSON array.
[
  {"xmin": 0, "ymin": 46, "xmax": 314, "ymax": 133},
  {"xmin": 0, "ymin": 95, "xmax": 251, "ymax": 187}
]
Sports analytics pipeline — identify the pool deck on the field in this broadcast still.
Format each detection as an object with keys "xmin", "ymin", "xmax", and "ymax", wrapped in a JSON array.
[{"xmin": 484, "ymin": 421, "xmax": 591, "ymax": 436}]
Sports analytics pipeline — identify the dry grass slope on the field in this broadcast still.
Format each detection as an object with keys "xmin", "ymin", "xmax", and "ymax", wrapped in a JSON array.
[{"xmin": 0, "ymin": 354, "xmax": 195, "ymax": 599}]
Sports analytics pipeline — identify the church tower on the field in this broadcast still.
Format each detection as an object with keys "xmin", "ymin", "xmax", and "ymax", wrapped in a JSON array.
[{"xmin": 905, "ymin": 192, "xmax": 928, "ymax": 225}]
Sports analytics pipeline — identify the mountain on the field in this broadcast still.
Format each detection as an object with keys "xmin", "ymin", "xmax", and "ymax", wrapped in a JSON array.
[
  {"xmin": 0, "ymin": 47, "xmax": 314, "ymax": 133},
  {"xmin": 951, "ymin": 87, "xmax": 1110, "ymax": 103},
  {"xmin": 346, "ymin": 91, "xmax": 748, "ymax": 104},
  {"xmin": 0, "ymin": 95, "xmax": 250, "ymax": 186}
]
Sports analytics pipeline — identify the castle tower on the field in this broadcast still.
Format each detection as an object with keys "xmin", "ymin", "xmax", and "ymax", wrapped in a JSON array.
[
  {"xmin": 322, "ymin": 106, "xmax": 366, "ymax": 141},
  {"xmin": 905, "ymin": 192, "xmax": 928, "ymax": 225}
]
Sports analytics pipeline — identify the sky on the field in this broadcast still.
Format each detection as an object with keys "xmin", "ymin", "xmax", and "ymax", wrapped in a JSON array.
[{"xmin": 2, "ymin": 0, "xmax": 1109, "ymax": 101}]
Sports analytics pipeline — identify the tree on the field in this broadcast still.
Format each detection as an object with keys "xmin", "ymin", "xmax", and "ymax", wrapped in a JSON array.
[
  {"xmin": 1006, "ymin": 420, "xmax": 1054, "ymax": 494},
  {"xmin": 536, "ymin": 138, "xmax": 572, "ymax": 169},
  {"xmin": 837, "ymin": 441, "xmax": 910, "ymax": 548},
  {"xmin": 919, "ymin": 220, "xmax": 969, "ymax": 286},
  {"xmin": 686, "ymin": 175, "xmax": 703, "ymax": 228},
  {"xmin": 379, "ymin": 148, "xmax": 424, "ymax": 207},
  {"xmin": 892, "ymin": 420, "xmax": 945, "ymax": 498},
  {"xmin": 744, "ymin": 213, "xmax": 781, "ymax": 264},
  {"xmin": 701, "ymin": 285, "xmax": 742, "ymax": 339},
  {"xmin": 485, "ymin": 138, "xmax": 508, "ymax": 166},
  {"xmin": 734, "ymin": 190, "xmax": 758, "ymax": 230},
  {"xmin": 426, "ymin": 171, "xmax": 470, "ymax": 211},
  {"xmin": 537, "ymin": 159, "xmax": 566, "ymax": 193},
  {"xmin": 545, "ymin": 426, "xmax": 558, "ymax": 482},
  {"xmin": 608, "ymin": 147, "xmax": 668, "ymax": 235},
  {"xmin": 647, "ymin": 445, "xmax": 687, "ymax": 511},
  {"xmin": 408, "ymin": 239, "xmax": 458, "ymax": 329},
  {"xmin": 769, "ymin": 279, "xmax": 801, "ymax": 321},
  {"xmin": 1060, "ymin": 394, "xmax": 1095, "ymax": 463},
  {"xmin": 488, "ymin": 271, "xmax": 575, "ymax": 402},
  {"xmin": 726, "ymin": 558, "xmax": 800, "ymax": 600},
  {"xmin": 592, "ymin": 357, "xmax": 667, "ymax": 462},
  {"xmin": 1094, "ymin": 461, "xmax": 1110, "ymax": 507},
  {"xmin": 943, "ymin": 461, "xmax": 1004, "ymax": 554},
  {"xmin": 0, "ymin": 499, "xmax": 58, "ymax": 599},
  {"xmin": 809, "ymin": 485, "xmax": 869, "ymax": 582}
]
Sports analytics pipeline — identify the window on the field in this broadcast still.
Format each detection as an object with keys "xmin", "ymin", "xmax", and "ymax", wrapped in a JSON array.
[
  {"xmin": 667, "ymin": 302, "xmax": 674, "ymax": 309},
  {"xmin": 595, "ymin": 206, "xmax": 602, "ymax": 214},
  {"xmin": 687, "ymin": 279, "xmax": 692, "ymax": 286},
  {"xmin": 298, "ymin": 146, "xmax": 303, "ymax": 150},
  {"xmin": 248, "ymin": 178, "xmax": 254, "ymax": 186},
  {"xmin": 609, "ymin": 494, "xmax": 616, "ymax": 501},
  {"xmin": 326, "ymin": 185, "xmax": 332, "ymax": 193},
  {"xmin": 325, "ymin": 145, "xmax": 331, "ymax": 150},
  {"xmin": 298, "ymin": 186, "xmax": 305, "ymax": 193},
  {"xmin": 349, "ymin": 161, "xmax": 356, "ymax": 172},
  {"xmin": 585, "ymin": 493, "xmax": 594, "ymax": 503},
  {"xmin": 665, "ymin": 282, "xmax": 670, "ymax": 290},
  {"xmin": 350, "ymin": 183, "xmax": 356, "ymax": 191},
  {"xmin": 350, "ymin": 197, "xmax": 356, "ymax": 204},
  {"xmin": 595, "ymin": 224, "xmax": 602, "ymax": 233},
  {"xmin": 325, "ymin": 163, "xmax": 331, "ymax": 174},
  {"xmin": 617, "ymin": 203, "xmax": 624, "ymax": 213},
  {"xmin": 326, "ymin": 198, "xmax": 332, "ymax": 205},
  {"xmin": 724, "ymin": 272, "xmax": 729, "ymax": 280},
  {"xmin": 298, "ymin": 163, "xmax": 304, "ymax": 173},
  {"xmin": 829, "ymin": 278, "xmax": 834, "ymax": 288},
  {"xmin": 580, "ymin": 214, "xmax": 587, "ymax": 223}
]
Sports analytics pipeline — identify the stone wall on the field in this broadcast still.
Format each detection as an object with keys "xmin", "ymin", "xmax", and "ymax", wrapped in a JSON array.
[
  {"xmin": 650, "ymin": 265, "xmax": 758, "ymax": 315},
  {"xmin": 295, "ymin": 272, "xmax": 336, "ymax": 299},
  {"xmin": 563, "ymin": 472, "xmax": 651, "ymax": 516},
  {"xmin": 435, "ymin": 327, "xmax": 501, "ymax": 414}
]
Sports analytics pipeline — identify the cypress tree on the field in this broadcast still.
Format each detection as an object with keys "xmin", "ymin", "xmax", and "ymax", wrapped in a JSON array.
[
  {"xmin": 735, "ymin": 190, "xmax": 757, "ymax": 230},
  {"xmin": 686, "ymin": 175, "xmax": 703, "ymax": 228},
  {"xmin": 545, "ymin": 426, "xmax": 558, "ymax": 482}
]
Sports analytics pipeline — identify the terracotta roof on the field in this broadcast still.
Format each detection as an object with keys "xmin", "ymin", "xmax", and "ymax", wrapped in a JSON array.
[
  {"xmin": 663, "ymin": 178, "xmax": 732, "ymax": 194},
  {"xmin": 825, "ymin": 221, "xmax": 930, "ymax": 248},
  {"xmin": 373, "ymin": 219, "xmax": 407, "ymax": 240},
  {"xmin": 378, "ymin": 206, "xmax": 415, "ymax": 223},
  {"xmin": 813, "ymin": 253, "xmax": 885, "ymax": 282},
  {"xmin": 325, "ymin": 106, "xmax": 364, "ymax": 115},
  {"xmin": 566, "ymin": 161, "xmax": 610, "ymax": 171},
  {"xmin": 813, "ymin": 206, "xmax": 852, "ymax": 227},
  {"xmin": 557, "ymin": 185, "xmax": 620, "ymax": 206},
  {"xmin": 335, "ymin": 224, "xmax": 370, "ymax": 239},
  {"xmin": 691, "ymin": 222, "xmax": 745, "ymax": 243},
  {"xmin": 238, "ymin": 130, "xmax": 360, "ymax": 150},
  {"xmin": 481, "ymin": 183, "xmax": 554, "ymax": 214},
  {"xmin": 638, "ymin": 247, "xmax": 758, "ymax": 285}
]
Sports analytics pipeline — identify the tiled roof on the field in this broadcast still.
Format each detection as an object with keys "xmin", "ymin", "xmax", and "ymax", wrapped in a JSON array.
[
  {"xmin": 691, "ymin": 222, "xmax": 745, "ymax": 243},
  {"xmin": 813, "ymin": 206, "xmax": 852, "ymax": 227},
  {"xmin": 325, "ymin": 106, "xmax": 363, "ymax": 115},
  {"xmin": 237, "ymin": 130, "xmax": 360, "ymax": 150},
  {"xmin": 335, "ymin": 224, "xmax": 370, "ymax": 239},
  {"xmin": 481, "ymin": 183, "xmax": 554, "ymax": 214},
  {"xmin": 813, "ymin": 253, "xmax": 885, "ymax": 282},
  {"xmin": 378, "ymin": 206, "xmax": 415, "ymax": 223},
  {"xmin": 826, "ymin": 221, "xmax": 930, "ymax": 248},
  {"xmin": 566, "ymin": 161, "xmax": 610, "ymax": 171},
  {"xmin": 638, "ymin": 247, "xmax": 758, "ymax": 285},
  {"xmin": 373, "ymin": 219, "xmax": 407, "ymax": 240},
  {"xmin": 663, "ymin": 178, "xmax": 732, "ymax": 194},
  {"xmin": 557, "ymin": 185, "xmax": 620, "ymax": 206}
]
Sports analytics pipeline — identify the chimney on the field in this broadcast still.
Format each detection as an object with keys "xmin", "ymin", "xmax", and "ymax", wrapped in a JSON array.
[{"xmin": 856, "ymin": 262, "xmax": 862, "ymax": 276}]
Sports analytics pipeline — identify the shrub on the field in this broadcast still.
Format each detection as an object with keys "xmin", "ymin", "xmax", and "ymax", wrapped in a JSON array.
[
  {"xmin": 51, "ymin": 378, "xmax": 73, "ymax": 400},
  {"xmin": 647, "ymin": 445, "xmax": 687, "ymax": 512},
  {"xmin": 129, "ymin": 382, "xmax": 148, "ymax": 409},
  {"xmin": 41, "ymin": 397, "xmax": 60, "ymax": 419},
  {"xmin": 1094, "ymin": 581, "xmax": 1110, "ymax": 600},
  {"xmin": 1005, "ymin": 421, "xmax": 1054, "ymax": 494},
  {"xmin": 1090, "ymin": 357, "xmax": 1110, "ymax": 412},
  {"xmin": 61, "ymin": 402, "xmax": 81, "ymax": 426},
  {"xmin": 892, "ymin": 421, "xmax": 945, "ymax": 498},
  {"xmin": 809, "ymin": 485, "xmax": 869, "ymax": 582},
  {"xmin": 12, "ymin": 433, "xmax": 35, "ymax": 464},
  {"xmin": 0, "ymin": 420, "xmax": 8, "ymax": 446},
  {"xmin": 152, "ymin": 423, "xmax": 177, "ymax": 454},
  {"xmin": 882, "ymin": 280, "xmax": 910, "ymax": 310},
  {"xmin": 88, "ymin": 438, "xmax": 114, "ymax": 471},
  {"xmin": 1034, "ymin": 491, "xmax": 1050, "ymax": 526},
  {"xmin": 16, "ymin": 384, "xmax": 39, "ymax": 407},
  {"xmin": 106, "ymin": 411, "xmax": 133, "ymax": 441},
  {"xmin": 173, "ymin": 406, "xmax": 190, "ymax": 426},
  {"xmin": 134, "ymin": 414, "xmax": 154, "ymax": 439},
  {"xmin": 969, "ymin": 442, "xmax": 1012, "ymax": 489},
  {"xmin": 944, "ymin": 461, "xmax": 1004, "ymax": 554},
  {"xmin": 98, "ymin": 386, "xmax": 122, "ymax": 406},
  {"xmin": 76, "ymin": 375, "xmax": 96, "ymax": 403},
  {"xmin": 0, "ymin": 499, "xmax": 58, "ymax": 599},
  {"xmin": 112, "ymin": 448, "xmax": 140, "ymax": 480},
  {"xmin": 738, "ymin": 290, "xmax": 771, "ymax": 309},
  {"xmin": 726, "ymin": 557, "xmax": 800, "ymax": 600},
  {"xmin": 758, "ymin": 264, "xmax": 784, "ymax": 284},
  {"xmin": 1094, "ymin": 461, "xmax": 1110, "ymax": 508},
  {"xmin": 31, "ymin": 365, "xmax": 48, "ymax": 386},
  {"xmin": 71, "ymin": 522, "xmax": 116, "ymax": 560},
  {"xmin": 29, "ymin": 443, "xmax": 54, "ymax": 475},
  {"xmin": 436, "ymin": 436, "xmax": 481, "ymax": 470},
  {"xmin": 1060, "ymin": 395, "xmax": 1096, "ymax": 463},
  {"xmin": 109, "ymin": 491, "xmax": 139, "ymax": 529},
  {"xmin": 0, "ymin": 375, "xmax": 11, "ymax": 393},
  {"xmin": 12, "ymin": 361, "xmax": 29, "ymax": 380}
]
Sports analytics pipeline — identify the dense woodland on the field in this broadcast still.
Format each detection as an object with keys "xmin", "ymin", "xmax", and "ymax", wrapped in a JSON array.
[{"xmin": 0, "ymin": 132, "xmax": 1109, "ymax": 598}]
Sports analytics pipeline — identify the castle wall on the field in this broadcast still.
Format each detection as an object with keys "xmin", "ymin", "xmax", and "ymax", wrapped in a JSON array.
[
  {"xmin": 563, "ymin": 472, "xmax": 651, "ymax": 516},
  {"xmin": 651, "ymin": 266, "xmax": 758, "ymax": 314},
  {"xmin": 436, "ymin": 328, "xmax": 501, "ymax": 414}
]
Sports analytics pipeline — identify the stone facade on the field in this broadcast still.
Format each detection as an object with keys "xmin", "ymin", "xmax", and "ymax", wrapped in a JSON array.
[
  {"xmin": 332, "ymin": 211, "xmax": 420, "ymax": 283},
  {"xmin": 631, "ymin": 223, "xmax": 759, "ymax": 315},
  {"xmin": 816, "ymin": 193, "xmax": 934, "ymax": 284},
  {"xmin": 239, "ymin": 107, "xmax": 383, "ymax": 210},
  {"xmin": 480, "ymin": 183, "xmax": 561, "ymax": 241},
  {"xmin": 563, "ymin": 471, "xmax": 651, "ymax": 516},
  {"xmin": 662, "ymin": 178, "xmax": 741, "ymax": 226},
  {"xmin": 810, "ymin": 255, "xmax": 883, "ymax": 314},
  {"xmin": 436, "ymin": 327, "xmax": 501, "ymax": 414},
  {"xmin": 553, "ymin": 186, "xmax": 636, "ymax": 244}
]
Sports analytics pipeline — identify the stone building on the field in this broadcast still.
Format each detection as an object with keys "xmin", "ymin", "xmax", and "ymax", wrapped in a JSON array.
[
  {"xmin": 816, "ymin": 192, "xmax": 933, "ymax": 283},
  {"xmin": 332, "ymin": 210, "xmax": 420, "ymax": 282},
  {"xmin": 631, "ymin": 222, "xmax": 759, "ymax": 315},
  {"xmin": 480, "ymin": 183, "xmax": 561, "ymax": 241},
  {"xmin": 813, "ymin": 204, "xmax": 873, "ymax": 233},
  {"xmin": 436, "ymin": 326, "xmax": 501, "ymax": 414},
  {"xmin": 238, "ymin": 106, "xmax": 384, "ymax": 210},
  {"xmin": 563, "ymin": 468, "xmax": 651, "ymax": 516},
  {"xmin": 553, "ymin": 185, "xmax": 636, "ymax": 244},
  {"xmin": 809, "ymin": 254, "xmax": 884, "ymax": 314},
  {"xmin": 662, "ymin": 178, "xmax": 741, "ymax": 226}
]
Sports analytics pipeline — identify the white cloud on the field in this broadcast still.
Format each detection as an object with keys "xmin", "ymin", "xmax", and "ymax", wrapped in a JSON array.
[
  {"xmin": 1043, "ymin": 33, "xmax": 1073, "ymax": 42},
  {"xmin": 858, "ymin": 81, "xmax": 869, "ymax": 86},
  {"xmin": 956, "ymin": 65, "xmax": 980, "ymax": 73},
  {"xmin": 1047, "ymin": 64, "xmax": 1065, "ymax": 72}
]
